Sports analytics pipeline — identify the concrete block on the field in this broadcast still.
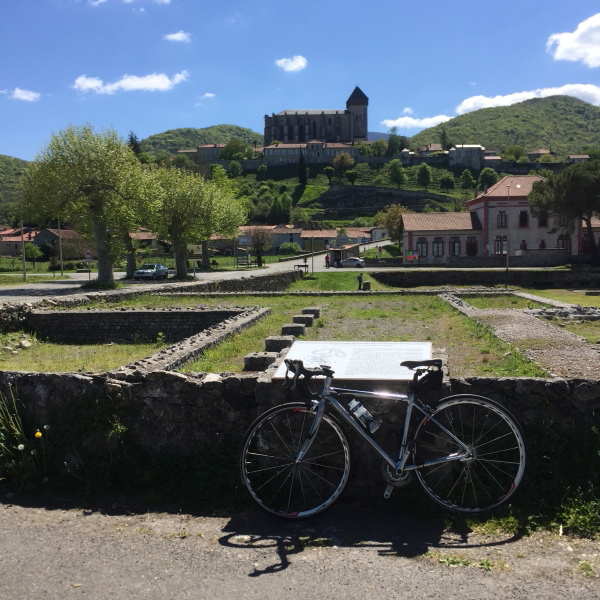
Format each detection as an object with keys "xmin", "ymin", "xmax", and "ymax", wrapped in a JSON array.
[
  {"xmin": 281, "ymin": 323, "xmax": 306, "ymax": 336},
  {"xmin": 302, "ymin": 307, "xmax": 321, "ymax": 317},
  {"xmin": 244, "ymin": 352, "xmax": 279, "ymax": 371},
  {"xmin": 293, "ymin": 314, "xmax": 314, "ymax": 326},
  {"xmin": 265, "ymin": 335, "xmax": 295, "ymax": 352}
]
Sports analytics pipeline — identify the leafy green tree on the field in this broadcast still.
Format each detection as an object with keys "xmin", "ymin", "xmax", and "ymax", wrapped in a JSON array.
[
  {"xmin": 228, "ymin": 160, "xmax": 242, "ymax": 178},
  {"xmin": 529, "ymin": 161, "xmax": 600, "ymax": 263},
  {"xmin": 298, "ymin": 154, "xmax": 307, "ymax": 186},
  {"xmin": 128, "ymin": 131, "xmax": 141, "ymax": 155},
  {"xmin": 345, "ymin": 170, "xmax": 358, "ymax": 185},
  {"xmin": 370, "ymin": 139, "xmax": 387, "ymax": 157},
  {"xmin": 267, "ymin": 195, "xmax": 283, "ymax": 224},
  {"xmin": 333, "ymin": 152, "xmax": 355, "ymax": 174},
  {"xmin": 502, "ymin": 145, "xmax": 527, "ymax": 162},
  {"xmin": 24, "ymin": 242, "xmax": 42, "ymax": 267},
  {"xmin": 386, "ymin": 127, "xmax": 403, "ymax": 156},
  {"xmin": 387, "ymin": 159, "xmax": 406, "ymax": 187},
  {"xmin": 220, "ymin": 139, "xmax": 251, "ymax": 160},
  {"xmin": 439, "ymin": 174, "xmax": 455, "ymax": 191},
  {"xmin": 323, "ymin": 166, "xmax": 335, "ymax": 185},
  {"xmin": 21, "ymin": 125, "xmax": 145, "ymax": 284},
  {"xmin": 248, "ymin": 226, "xmax": 273, "ymax": 267},
  {"xmin": 439, "ymin": 128, "xmax": 452, "ymax": 151},
  {"xmin": 148, "ymin": 168, "xmax": 246, "ymax": 276},
  {"xmin": 355, "ymin": 141, "xmax": 372, "ymax": 156},
  {"xmin": 374, "ymin": 204, "xmax": 410, "ymax": 244},
  {"xmin": 210, "ymin": 164, "xmax": 228, "ymax": 180},
  {"xmin": 256, "ymin": 164, "xmax": 267, "ymax": 181},
  {"xmin": 459, "ymin": 169, "xmax": 477, "ymax": 191},
  {"xmin": 478, "ymin": 167, "xmax": 499, "ymax": 190},
  {"xmin": 172, "ymin": 154, "xmax": 196, "ymax": 170},
  {"xmin": 416, "ymin": 163, "xmax": 432, "ymax": 189}
]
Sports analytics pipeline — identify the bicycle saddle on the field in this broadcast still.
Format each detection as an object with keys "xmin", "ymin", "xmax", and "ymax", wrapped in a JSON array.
[{"xmin": 400, "ymin": 359, "xmax": 442, "ymax": 370}]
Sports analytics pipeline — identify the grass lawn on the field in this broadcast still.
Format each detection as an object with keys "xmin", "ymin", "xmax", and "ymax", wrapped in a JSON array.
[
  {"xmin": 0, "ymin": 274, "xmax": 69, "ymax": 286},
  {"xmin": 460, "ymin": 294, "xmax": 552, "ymax": 309},
  {"xmin": 517, "ymin": 287, "xmax": 600, "ymax": 307}
]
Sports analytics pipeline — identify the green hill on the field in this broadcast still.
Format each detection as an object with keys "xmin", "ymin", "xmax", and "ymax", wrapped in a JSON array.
[
  {"xmin": 139, "ymin": 125, "xmax": 264, "ymax": 156},
  {"xmin": 0, "ymin": 154, "xmax": 29, "ymax": 204},
  {"xmin": 409, "ymin": 95, "xmax": 600, "ymax": 158}
]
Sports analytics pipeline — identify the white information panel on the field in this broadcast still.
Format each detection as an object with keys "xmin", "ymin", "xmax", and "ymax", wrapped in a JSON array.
[{"xmin": 273, "ymin": 341, "xmax": 432, "ymax": 381}]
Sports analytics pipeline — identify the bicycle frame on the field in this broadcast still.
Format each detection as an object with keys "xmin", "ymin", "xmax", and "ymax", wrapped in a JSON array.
[{"xmin": 298, "ymin": 374, "xmax": 471, "ymax": 477}]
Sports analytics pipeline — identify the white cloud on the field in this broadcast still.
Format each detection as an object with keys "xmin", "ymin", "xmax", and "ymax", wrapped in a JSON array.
[
  {"xmin": 202, "ymin": 93, "xmax": 215, "ymax": 98},
  {"xmin": 402, "ymin": 107, "xmax": 413, "ymax": 115},
  {"xmin": 164, "ymin": 30, "xmax": 191, "ymax": 43},
  {"xmin": 88, "ymin": 0, "xmax": 107, "ymax": 5},
  {"xmin": 154, "ymin": 0, "xmax": 171, "ymax": 4},
  {"xmin": 455, "ymin": 83, "xmax": 600, "ymax": 114},
  {"xmin": 72, "ymin": 70, "xmax": 189, "ymax": 94},
  {"xmin": 381, "ymin": 114, "xmax": 453, "ymax": 129},
  {"xmin": 547, "ymin": 13, "xmax": 600, "ymax": 67},
  {"xmin": 10, "ymin": 88, "xmax": 41, "ymax": 102},
  {"xmin": 275, "ymin": 55, "xmax": 307, "ymax": 73}
]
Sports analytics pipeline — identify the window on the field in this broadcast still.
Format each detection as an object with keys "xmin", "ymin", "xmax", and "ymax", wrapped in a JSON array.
[
  {"xmin": 494, "ymin": 235, "xmax": 507, "ymax": 255},
  {"xmin": 559, "ymin": 214, "xmax": 569, "ymax": 227},
  {"xmin": 520, "ymin": 240, "xmax": 527, "ymax": 250},
  {"xmin": 557, "ymin": 235, "xmax": 572, "ymax": 254},
  {"xmin": 416, "ymin": 238, "xmax": 427, "ymax": 257},
  {"xmin": 449, "ymin": 237, "xmax": 460, "ymax": 256},
  {"xmin": 519, "ymin": 211, "xmax": 529, "ymax": 228},
  {"xmin": 539, "ymin": 239, "xmax": 546, "ymax": 249},
  {"xmin": 433, "ymin": 237, "xmax": 444, "ymax": 257},
  {"xmin": 538, "ymin": 211, "xmax": 548, "ymax": 228},
  {"xmin": 497, "ymin": 211, "xmax": 507, "ymax": 228}
]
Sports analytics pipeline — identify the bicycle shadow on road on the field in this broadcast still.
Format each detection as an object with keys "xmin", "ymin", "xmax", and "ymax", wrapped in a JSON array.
[{"xmin": 219, "ymin": 495, "xmax": 525, "ymax": 577}]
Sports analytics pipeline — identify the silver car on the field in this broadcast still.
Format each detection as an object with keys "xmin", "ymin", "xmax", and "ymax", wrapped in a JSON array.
[
  {"xmin": 133, "ymin": 263, "xmax": 169, "ymax": 280},
  {"xmin": 338, "ymin": 257, "xmax": 365, "ymax": 268}
]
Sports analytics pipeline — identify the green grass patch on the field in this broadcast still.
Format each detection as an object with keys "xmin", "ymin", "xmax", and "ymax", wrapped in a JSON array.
[
  {"xmin": 288, "ymin": 272, "xmax": 392, "ymax": 291},
  {"xmin": 0, "ymin": 332, "xmax": 169, "ymax": 372},
  {"xmin": 460, "ymin": 294, "xmax": 551, "ymax": 310},
  {"xmin": 517, "ymin": 287, "xmax": 600, "ymax": 307},
  {"xmin": 550, "ymin": 318, "xmax": 600, "ymax": 344},
  {"xmin": 0, "ymin": 274, "xmax": 69, "ymax": 286}
]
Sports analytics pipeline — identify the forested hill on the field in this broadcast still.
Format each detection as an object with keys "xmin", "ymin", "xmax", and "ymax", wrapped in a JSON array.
[
  {"xmin": 0, "ymin": 154, "xmax": 29, "ymax": 203},
  {"xmin": 409, "ymin": 95, "xmax": 600, "ymax": 158},
  {"xmin": 139, "ymin": 125, "xmax": 264, "ymax": 156}
]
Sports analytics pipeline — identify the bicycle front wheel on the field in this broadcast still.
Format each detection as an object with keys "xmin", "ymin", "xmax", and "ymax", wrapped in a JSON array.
[
  {"xmin": 240, "ymin": 402, "xmax": 351, "ymax": 518},
  {"xmin": 413, "ymin": 395, "xmax": 526, "ymax": 513}
]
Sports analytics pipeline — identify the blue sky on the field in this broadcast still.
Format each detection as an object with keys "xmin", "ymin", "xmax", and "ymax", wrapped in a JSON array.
[{"xmin": 3, "ymin": 0, "xmax": 600, "ymax": 160}]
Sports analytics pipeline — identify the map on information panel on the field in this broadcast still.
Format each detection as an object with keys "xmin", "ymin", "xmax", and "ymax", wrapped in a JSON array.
[{"xmin": 273, "ymin": 341, "xmax": 432, "ymax": 381}]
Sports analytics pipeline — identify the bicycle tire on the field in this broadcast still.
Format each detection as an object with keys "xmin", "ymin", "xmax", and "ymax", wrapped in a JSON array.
[
  {"xmin": 413, "ymin": 395, "xmax": 526, "ymax": 513},
  {"xmin": 240, "ymin": 402, "xmax": 351, "ymax": 518}
]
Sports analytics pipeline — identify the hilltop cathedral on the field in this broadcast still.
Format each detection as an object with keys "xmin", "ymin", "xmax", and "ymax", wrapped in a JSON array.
[{"xmin": 264, "ymin": 87, "xmax": 368, "ymax": 146}]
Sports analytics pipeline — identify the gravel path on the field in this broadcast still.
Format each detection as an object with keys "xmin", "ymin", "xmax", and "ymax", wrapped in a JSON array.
[{"xmin": 1, "ymin": 500, "xmax": 598, "ymax": 599}]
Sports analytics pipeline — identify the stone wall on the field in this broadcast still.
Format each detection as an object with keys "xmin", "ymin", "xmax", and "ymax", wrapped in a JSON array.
[{"xmin": 27, "ymin": 308, "xmax": 247, "ymax": 344}]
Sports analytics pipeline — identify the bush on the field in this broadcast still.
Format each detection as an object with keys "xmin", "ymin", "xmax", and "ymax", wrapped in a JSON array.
[{"xmin": 279, "ymin": 242, "xmax": 302, "ymax": 254}]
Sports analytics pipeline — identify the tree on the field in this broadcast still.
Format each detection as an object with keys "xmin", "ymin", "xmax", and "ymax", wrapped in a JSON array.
[
  {"xmin": 502, "ymin": 145, "xmax": 527, "ymax": 162},
  {"xmin": 256, "ymin": 164, "xmax": 267, "ymax": 181},
  {"xmin": 370, "ymin": 139, "xmax": 387, "ymax": 157},
  {"xmin": 478, "ymin": 167, "xmax": 499, "ymax": 190},
  {"xmin": 24, "ymin": 242, "xmax": 42, "ymax": 267},
  {"xmin": 440, "ymin": 128, "xmax": 452, "ymax": 151},
  {"xmin": 248, "ymin": 226, "xmax": 273, "ymax": 267},
  {"xmin": 355, "ymin": 141, "xmax": 372, "ymax": 156},
  {"xmin": 386, "ymin": 127, "xmax": 401, "ymax": 156},
  {"xmin": 323, "ymin": 166, "xmax": 335, "ymax": 185},
  {"xmin": 374, "ymin": 204, "xmax": 410, "ymax": 245},
  {"xmin": 298, "ymin": 154, "xmax": 308, "ymax": 186},
  {"xmin": 345, "ymin": 170, "xmax": 358, "ymax": 185},
  {"xmin": 148, "ymin": 168, "xmax": 246, "ymax": 276},
  {"xmin": 529, "ymin": 161, "xmax": 600, "ymax": 263},
  {"xmin": 459, "ymin": 169, "xmax": 477, "ymax": 191},
  {"xmin": 332, "ymin": 152, "xmax": 355, "ymax": 175},
  {"xmin": 416, "ymin": 163, "xmax": 432, "ymax": 189},
  {"xmin": 387, "ymin": 159, "xmax": 406, "ymax": 187},
  {"xmin": 228, "ymin": 160, "xmax": 242, "ymax": 178},
  {"xmin": 439, "ymin": 174, "xmax": 455, "ymax": 191},
  {"xmin": 220, "ymin": 139, "xmax": 250, "ymax": 160},
  {"xmin": 21, "ymin": 125, "xmax": 146, "ymax": 284},
  {"xmin": 127, "ymin": 131, "xmax": 141, "ymax": 155}
]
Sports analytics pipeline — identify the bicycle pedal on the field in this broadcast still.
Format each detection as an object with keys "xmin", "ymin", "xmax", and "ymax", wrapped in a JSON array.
[{"xmin": 383, "ymin": 485, "xmax": 393, "ymax": 499}]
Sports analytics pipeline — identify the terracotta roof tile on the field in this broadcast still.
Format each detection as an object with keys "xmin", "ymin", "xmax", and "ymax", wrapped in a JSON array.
[{"xmin": 402, "ymin": 212, "xmax": 482, "ymax": 232}]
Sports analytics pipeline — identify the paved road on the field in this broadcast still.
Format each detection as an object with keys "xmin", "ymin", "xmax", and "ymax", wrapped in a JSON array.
[{"xmin": 1, "ymin": 498, "xmax": 598, "ymax": 600}]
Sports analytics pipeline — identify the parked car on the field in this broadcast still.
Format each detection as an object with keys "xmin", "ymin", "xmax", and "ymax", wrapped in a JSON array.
[
  {"xmin": 338, "ymin": 257, "xmax": 365, "ymax": 268},
  {"xmin": 133, "ymin": 263, "xmax": 169, "ymax": 280}
]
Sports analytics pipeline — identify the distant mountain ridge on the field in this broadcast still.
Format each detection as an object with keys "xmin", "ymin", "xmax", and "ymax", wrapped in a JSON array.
[
  {"xmin": 409, "ymin": 95, "xmax": 600, "ymax": 157},
  {"xmin": 139, "ymin": 124, "xmax": 264, "ymax": 156}
]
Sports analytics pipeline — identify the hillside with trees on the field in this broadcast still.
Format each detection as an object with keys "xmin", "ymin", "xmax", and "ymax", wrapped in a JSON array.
[
  {"xmin": 409, "ymin": 95, "xmax": 600, "ymax": 159},
  {"xmin": 139, "ymin": 125, "xmax": 264, "ymax": 157},
  {"xmin": 0, "ymin": 154, "xmax": 29, "ymax": 204}
]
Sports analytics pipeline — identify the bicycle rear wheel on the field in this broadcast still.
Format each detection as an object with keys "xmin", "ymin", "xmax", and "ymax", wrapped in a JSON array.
[
  {"xmin": 413, "ymin": 395, "xmax": 526, "ymax": 513},
  {"xmin": 240, "ymin": 402, "xmax": 351, "ymax": 518}
]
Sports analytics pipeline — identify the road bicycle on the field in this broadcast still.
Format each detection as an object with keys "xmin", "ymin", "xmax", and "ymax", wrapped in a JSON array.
[{"xmin": 240, "ymin": 358, "xmax": 526, "ymax": 519}]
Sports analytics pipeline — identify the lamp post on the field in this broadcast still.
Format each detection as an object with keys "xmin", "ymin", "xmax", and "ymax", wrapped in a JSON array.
[
  {"xmin": 57, "ymin": 217, "xmax": 64, "ymax": 277},
  {"xmin": 505, "ymin": 184, "xmax": 510, "ymax": 287},
  {"xmin": 20, "ymin": 221, "xmax": 26, "ymax": 282}
]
